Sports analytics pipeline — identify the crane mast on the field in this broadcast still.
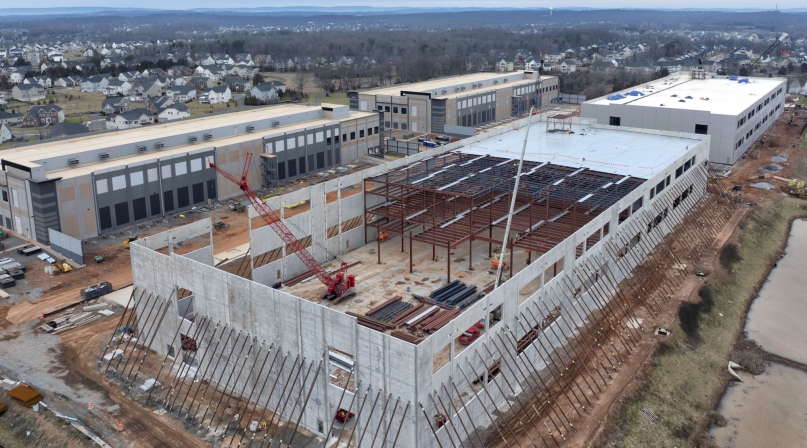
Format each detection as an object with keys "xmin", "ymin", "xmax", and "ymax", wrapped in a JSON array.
[{"xmin": 208, "ymin": 153, "xmax": 354, "ymax": 299}]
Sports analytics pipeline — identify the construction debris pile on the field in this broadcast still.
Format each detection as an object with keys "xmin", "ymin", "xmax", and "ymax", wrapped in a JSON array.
[
  {"xmin": 39, "ymin": 301, "xmax": 115, "ymax": 334},
  {"xmin": 0, "ymin": 257, "xmax": 26, "ymax": 288}
]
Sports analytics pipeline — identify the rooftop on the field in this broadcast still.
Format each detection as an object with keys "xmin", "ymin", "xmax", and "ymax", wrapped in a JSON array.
[
  {"xmin": 361, "ymin": 71, "xmax": 553, "ymax": 98},
  {"xmin": 460, "ymin": 121, "xmax": 701, "ymax": 178},
  {"xmin": 0, "ymin": 105, "xmax": 375, "ymax": 177},
  {"xmin": 585, "ymin": 74, "xmax": 785, "ymax": 115}
]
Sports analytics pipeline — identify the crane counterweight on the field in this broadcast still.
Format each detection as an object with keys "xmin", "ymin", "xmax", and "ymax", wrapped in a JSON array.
[{"xmin": 208, "ymin": 154, "xmax": 356, "ymax": 299}]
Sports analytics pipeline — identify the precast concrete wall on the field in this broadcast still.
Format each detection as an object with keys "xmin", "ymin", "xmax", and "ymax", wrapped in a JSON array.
[{"xmin": 129, "ymin": 113, "xmax": 713, "ymax": 447}]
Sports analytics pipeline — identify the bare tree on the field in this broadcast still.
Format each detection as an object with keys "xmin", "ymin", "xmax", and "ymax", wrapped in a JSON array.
[
  {"xmin": 314, "ymin": 66, "xmax": 336, "ymax": 95},
  {"xmin": 293, "ymin": 71, "xmax": 312, "ymax": 95}
]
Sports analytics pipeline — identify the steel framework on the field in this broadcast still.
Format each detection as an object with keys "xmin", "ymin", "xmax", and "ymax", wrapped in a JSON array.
[{"xmin": 364, "ymin": 152, "xmax": 644, "ymax": 280}]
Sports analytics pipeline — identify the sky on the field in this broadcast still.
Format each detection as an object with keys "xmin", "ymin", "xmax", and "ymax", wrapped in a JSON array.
[{"xmin": 3, "ymin": 1, "xmax": 799, "ymax": 10}]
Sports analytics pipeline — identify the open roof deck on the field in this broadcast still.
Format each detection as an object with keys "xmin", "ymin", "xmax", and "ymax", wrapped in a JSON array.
[{"xmin": 365, "ymin": 152, "xmax": 644, "ymax": 254}]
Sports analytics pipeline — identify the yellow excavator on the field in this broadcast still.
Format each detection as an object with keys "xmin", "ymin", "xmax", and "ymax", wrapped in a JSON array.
[
  {"xmin": 774, "ymin": 176, "xmax": 806, "ymax": 197},
  {"xmin": 122, "ymin": 235, "xmax": 139, "ymax": 249}
]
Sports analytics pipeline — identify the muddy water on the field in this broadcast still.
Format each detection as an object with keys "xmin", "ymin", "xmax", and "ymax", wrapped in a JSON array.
[
  {"xmin": 711, "ymin": 363, "xmax": 807, "ymax": 447},
  {"xmin": 745, "ymin": 219, "xmax": 807, "ymax": 365}
]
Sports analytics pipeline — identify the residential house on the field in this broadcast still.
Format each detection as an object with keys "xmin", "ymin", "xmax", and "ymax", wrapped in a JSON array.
[
  {"xmin": 266, "ymin": 80, "xmax": 287, "ymax": 94},
  {"xmin": 40, "ymin": 61, "xmax": 60, "ymax": 72},
  {"xmin": 12, "ymin": 84, "xmax": 46, "ymax": 102},
  {"xmin": 157, "ymin": 103, "xmax": 190, "ymax": 122},
  {"xmin": 188, "ymin": 77, "xmax": 214, "ymax": 90},
  {"xmin": 0, "ymin": 124, "xmax": 11, "ymax": 143},
  {"xmin": 497, "ymin": 57, "xmax": 515, "ymax": 72},
  {"xmin": 202, "ymin": 86, "xmax": 231, "ymax": 104},
  {"xmin": 249, "ymin": 82, "xmax": 278, "ymax": 103},
  {"xmin": 145, "ymin": 96, "xmax": 174, "ymax": 114},
  {"xmin": 623, "ymin": 61, "xmax": 656, "ymax": 75},
  {"xmin": 524, "ymin": 57, "xmax": 541, "ymax": 71},
  {"xmin": 22, "ymin": 105, "xmax": 64, "ymax": 127},
  {"xmin": 105, "ymin": 108, "xmax": 154, "ymax": 130},
  {"xmin": 172, "ymin": 77, "xmax": 188, "ymax": 87},
  {"xmin": 0, "ymin": 110, "xmax": 24, "ymax": 126},
  {"xmin": 213, "ymin": 54, "xmax": 234, "ymax": 65},
  {"xmin": 118, "ymin": 71, "xmax": 140, "ymax": 82},
  {"xmin": 81, "ymin": 75, "xmax": 109, "ymax": 92},
  {"xmin": 135, "ymin": 82, "xmax": 162, "ymax": 98},
  {"xmin": 101, "ymin": 97, "xmax": 131, "ymax": 115},
  {"xmin": 558, "ymin": 59, "xmax": 578, "ymax": 73},
  {"xmin": 229, "ymin": 64, "xmax": 255, "ymax": 79},
  {"xmin": 195, "ymin": 65, "xmax": 224, "ymax": 80},
  {"xmin": 590, "ymin": 60, "xmax": 618, "ymax": 74},
  {"xmin": 49, "ymin": 123, "xmax": 90, "ymax": 138},
  {"xmin": 24, "ymin": 76, "xmax": 51, "ymax": 89},
  {"xmin": 171, "ymin": 86, "xmax": 197, "ymax": 102},
  {"xmin": 102, "ymin": 80, "xmax": 133, "ymax": 97},
  {"xmin": 9, "ymin": 71, "xmax": 28, "ymax": 84},
  {"xmin": 197, "ymin": 54, "xmax": 215, "ymax": 66},
  {"xmin": 143, "ymin": 67, "xmax": 166, "ymax": 78},
  {"xmin": 168, "ymin": 65, "xmax": 193, "ymax": 77},
  {"xmin": 224, "ymin": 77, "xmax": 251, "ymax": 93},
  {"xmin": 53, "ymin": 76, "xmax": 81, "ymax": 88}
]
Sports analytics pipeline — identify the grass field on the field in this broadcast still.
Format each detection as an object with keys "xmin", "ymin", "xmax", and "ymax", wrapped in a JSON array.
[
  {"xmin": 5, "ymin": 89, "xmax": 105, "ymax": 118},
  {"xmin": 607, "ymin": 197, "xmax": 804, "ymax": 447},
  {"xmin": 187, "ymin": 99, "xmax": 238, "ymax": 116},
  {"xmin": 258, "ymin": 72, "xmax": 350, "ymax": 106}
]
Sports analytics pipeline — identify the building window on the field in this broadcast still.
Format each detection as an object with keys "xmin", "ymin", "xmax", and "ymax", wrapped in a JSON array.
[
  {"xmin": 401, "ymin": 107, "xmax": 407, "ymax": 114},
  {"xmin": 695, "ymin": 124, "xmax": 708, "ymax": 135},
  {"xmin": 384, "ymin": 106, "xmax": 390, "ymax": 112},
  {"xmin": 609, "ymin": 116, "xmax": 621, "ymax": 126},
  {"xmin": 1, "ymin": 190, "xmax": 7, "ymax": 202},
  {"xmin": 343, "ymin": 134, "xmax": 347, "ymax": 142},
  {"xmin": 374, "ymin": 126, "xmax": 379, "ymax": 134},
  {"xmin": 334, "ymin": 135, "xmax": 340, "ymax": 144},
  {"xmin": 393, "ymin": 107, "xmax": 398, "ymax": 114},
  {"xmin": 359, "ymin": 130, "xmax": 365, "ymax": 138},
  {"xmin": 350, "ymin": 132, "xmax": 355, "ymax": 140}
]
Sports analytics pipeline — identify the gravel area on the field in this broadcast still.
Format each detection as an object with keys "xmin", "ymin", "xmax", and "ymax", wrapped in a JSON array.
[{"xmin": 0, "ymin": 320, "xmax": 108, "ymax": 406}]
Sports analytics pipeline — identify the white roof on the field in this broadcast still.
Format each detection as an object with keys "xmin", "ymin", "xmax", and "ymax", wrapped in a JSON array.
[
  {"xmin": 460, "ymin": 122, "xmax": 701, "ymax": 179},
  {"xmin": 585, "ymin": 74, "xmax": 785, "ymax": 115}
]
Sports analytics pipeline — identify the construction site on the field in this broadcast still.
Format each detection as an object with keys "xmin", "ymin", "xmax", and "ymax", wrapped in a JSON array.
[{"xmin": 1, "ymin": 72, "xmax": 806, "ymax": 448}]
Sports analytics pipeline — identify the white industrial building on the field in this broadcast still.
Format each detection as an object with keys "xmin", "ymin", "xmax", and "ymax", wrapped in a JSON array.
[
  {"xmin": 580, "ymin": 73, "xmax": 787, "ymax": 165},
  {"xmin": 119, "ymin": 111, "xmax": 736, "ymax": 447}
]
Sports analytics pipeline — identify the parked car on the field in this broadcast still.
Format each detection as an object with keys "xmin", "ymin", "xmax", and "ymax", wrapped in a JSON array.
[{"xmin": 457, "ymin": 327, "xmax": 480, "ymax": 345}]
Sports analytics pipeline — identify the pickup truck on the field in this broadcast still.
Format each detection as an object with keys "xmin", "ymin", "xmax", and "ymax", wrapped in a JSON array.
[{"xmin": 457, "ymin": 327, "xmax": 481, "ymax": 345}]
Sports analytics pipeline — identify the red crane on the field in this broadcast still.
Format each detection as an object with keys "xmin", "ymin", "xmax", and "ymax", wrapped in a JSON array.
[{"xmin": 208, "ymin": 153, "xmax": 355, "ymax": 299}]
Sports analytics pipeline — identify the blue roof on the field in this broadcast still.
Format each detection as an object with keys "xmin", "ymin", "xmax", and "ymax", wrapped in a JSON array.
[
  {"xmin": 626, "ymin": 90, "xmax": 644, "ymax": 96},
  {"xmin": 607, "ymin": 93, "xmax": 626, "ymax": 101}
]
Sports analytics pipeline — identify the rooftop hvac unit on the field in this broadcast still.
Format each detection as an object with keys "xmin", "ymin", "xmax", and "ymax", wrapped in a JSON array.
[
  {"xmin": 99, "ymin": 152, "xmax": 109, "ymax": 160},
  {"xmin": 503, "ymin": 78, "xmax": 508, "ymax": 82},
  {"xmin": 155, "ymin": 142, "xmax": 164, "ymax": 149},
  {"xmin": 442, "ymin": 89, "xmax": 447, "ymax": 94},
  {"xmin": 203, "ymin": 132, "xmax": 213, "ymax": 140},
  {"xmin": 460, "ymin": 86, "xmax": 465, "ymax": 91},
  {"xmin": 68, "ymin": 157, "xmax": 79, "ymax": 167},
  {"xmin": 188, "ymin": 135, "xmax": 198, "ymax": 143},
  {"xmin": 454, "ymin": 87, "xmax": 460, "ymax": 92},
  {"xmin": 136, "ymin": 144, "xmax": 147, "ymax": 152},
  {"xmin": 494, "ymin": 80, "xmax": 499, "ymax": 84},
  {"xmin": 272, "ymin": 120, "xmax": 280, "ymax": 126},
  {"xmin": 246, "ymin": 124, "xmax": 255, "ymax": 132}
]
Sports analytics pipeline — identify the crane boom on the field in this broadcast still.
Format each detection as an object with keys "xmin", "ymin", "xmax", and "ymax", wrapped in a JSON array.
[{"xmin": 209, "ymin": 153, "xmax": 354, "ymax": 298}]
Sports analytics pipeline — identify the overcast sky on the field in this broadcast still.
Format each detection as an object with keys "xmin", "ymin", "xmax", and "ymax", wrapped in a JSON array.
[{"xmin": 7, "ymin": 1, "xmax": 798, "ymax": 10}]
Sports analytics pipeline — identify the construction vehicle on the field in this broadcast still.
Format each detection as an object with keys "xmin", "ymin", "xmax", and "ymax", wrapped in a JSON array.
[
  {"xmin": 229, "ymin": 203, "xmax": 246, "ymax": 213},
  {"xmin": 457, "ymin": 327, "xmax": 481, "ymax": 345},
  {"xmin": 774, "ymin": 176, "xmax": 806, "ymax": 197},
  {"xmin": 335, "ymin": 408, "xmax": 355, "ymax": 423},
  {"xmin": 122, "ymin": 235, "xmax": 139, "ymax": 249},
  {"xmin": 209, "ymin": 153, "xmax": 356, "ymax": 300},
  {"xmin": 54, "ymin": 259, "xmax": 72, "ymax": 273},
  {"xmin": 491, "ymin": 258, "xmax": 509, "ymax": 271}
]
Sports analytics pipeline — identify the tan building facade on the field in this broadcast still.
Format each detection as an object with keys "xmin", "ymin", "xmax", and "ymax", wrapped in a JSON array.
[{"xmin": 351, "ymin": 71, "xmax": 559, "ymax": 135}]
